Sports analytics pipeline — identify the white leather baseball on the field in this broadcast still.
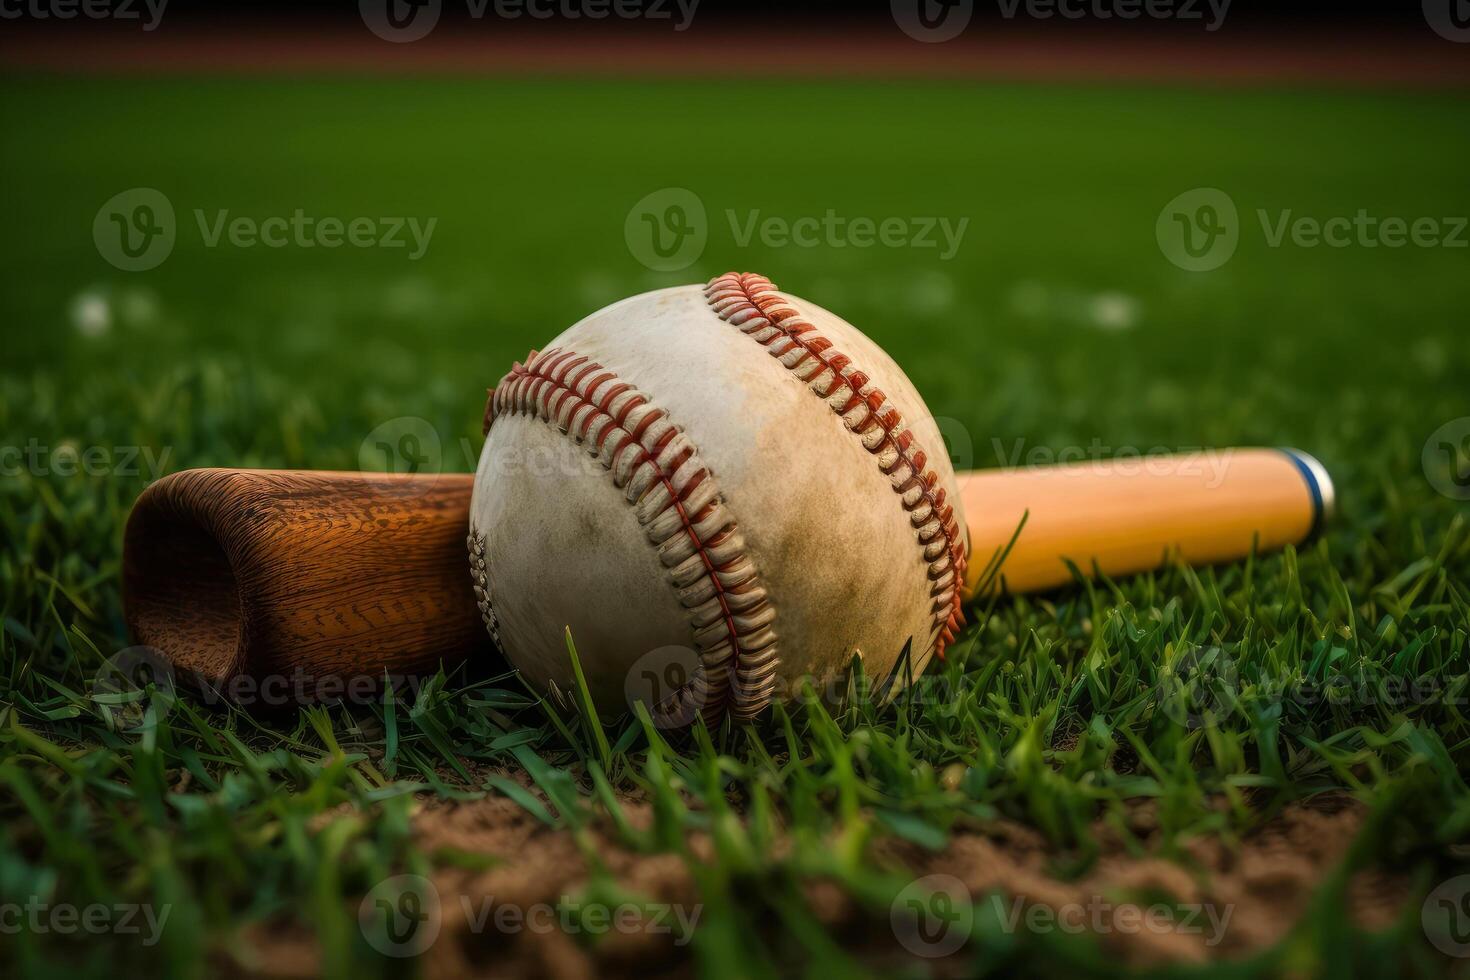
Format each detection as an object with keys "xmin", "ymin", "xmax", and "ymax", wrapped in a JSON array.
[{"xmin": 468, "ymin": 273, "xmax": 968, "ymax": 725}]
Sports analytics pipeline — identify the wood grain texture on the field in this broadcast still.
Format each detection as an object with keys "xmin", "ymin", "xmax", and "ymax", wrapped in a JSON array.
[{"xmin": 122, "ymin": 469, "xmax": 490, "ymax": 693}]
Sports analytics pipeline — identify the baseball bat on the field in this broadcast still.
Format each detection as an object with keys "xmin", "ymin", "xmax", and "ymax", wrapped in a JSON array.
[{"xmin": 121, "ymin": 449, "xmax": 1332, "ymax": 689}]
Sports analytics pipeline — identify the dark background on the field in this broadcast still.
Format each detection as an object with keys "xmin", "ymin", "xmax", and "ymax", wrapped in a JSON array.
[{"xmin": 0, "ymin": 0, "xmax": 1446, "ymax": 34}]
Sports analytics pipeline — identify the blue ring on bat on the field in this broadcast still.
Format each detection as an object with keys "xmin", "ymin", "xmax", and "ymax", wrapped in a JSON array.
[{"xmin": 1277, "ymin": 448, "xmax": 1334, "ymax": 541}]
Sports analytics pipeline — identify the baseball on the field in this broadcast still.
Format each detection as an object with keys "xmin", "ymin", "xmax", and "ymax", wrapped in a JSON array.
[{"xmin": 467, "ymin": 272, "xmax": 969, "ymax": 726}]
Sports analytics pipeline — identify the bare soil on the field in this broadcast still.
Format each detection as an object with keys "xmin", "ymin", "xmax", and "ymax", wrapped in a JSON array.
[{"xmin": 229, "ymin": 787, "xmax": 1407, "ymax": 978}]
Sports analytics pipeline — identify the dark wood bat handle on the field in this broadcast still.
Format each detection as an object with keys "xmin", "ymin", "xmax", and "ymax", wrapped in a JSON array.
[{"xmin": 122, "ymin": 469, "xmax": 487, "ymax": 690}]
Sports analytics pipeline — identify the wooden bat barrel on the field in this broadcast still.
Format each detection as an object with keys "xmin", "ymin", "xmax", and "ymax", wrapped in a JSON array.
[{"xmin": 122, "ymin": 469, "xmax": 489, "ymax": 693}]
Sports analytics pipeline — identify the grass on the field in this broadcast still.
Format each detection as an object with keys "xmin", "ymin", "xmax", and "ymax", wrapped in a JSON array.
[{"xmin": 1, "ymin": 76, "xmax": 1469, "ymax": 977}]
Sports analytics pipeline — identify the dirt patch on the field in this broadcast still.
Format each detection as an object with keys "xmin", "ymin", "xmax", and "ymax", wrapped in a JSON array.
[
  {"xmin": 880, "ymin": 794, "xmax": 1399, "ymax": 966},
  {"xmin": 415, "ymin": 795, "xmax": 701, "ymax": 980},
  {"xmin": 225, "ymin": 787, "xmax": 1410, "ymax": 977}
]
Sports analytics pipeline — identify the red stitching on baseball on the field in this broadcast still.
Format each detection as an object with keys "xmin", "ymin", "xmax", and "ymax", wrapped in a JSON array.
[
  {"xmin": 483, "ymin": 347, "xmax": 779, "ymax": 723},
  {"xmin": 703, "ymin": 272, "xmax": 967, "ymax": 662}
]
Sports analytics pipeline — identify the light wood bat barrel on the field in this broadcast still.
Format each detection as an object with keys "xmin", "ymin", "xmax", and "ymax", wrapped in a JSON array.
[{"xmin": 958, "ymin": 448, "xmax": 1334, "ymax": 597}]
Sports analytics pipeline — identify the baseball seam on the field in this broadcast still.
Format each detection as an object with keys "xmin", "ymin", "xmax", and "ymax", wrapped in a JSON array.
[
  {"xmin": 703, "ymin": 272, "xmax": 967, "ymax": 662},
  {"xmin": 467, "ymin": 530, "xmax": 501, "ymax": 649},
  {"xmin": 481, "ymin": 347, "xmax": 779, "ymax": 724}
]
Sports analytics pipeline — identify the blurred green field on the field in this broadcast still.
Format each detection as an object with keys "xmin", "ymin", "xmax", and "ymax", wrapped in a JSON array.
[
  {"xmin": 1, "ymin": 77, "xmax": 1468, "ymax": 977},
  {"xmin": 5, "ymin": 78, "xmax": 1468, "ymax": 468}
]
